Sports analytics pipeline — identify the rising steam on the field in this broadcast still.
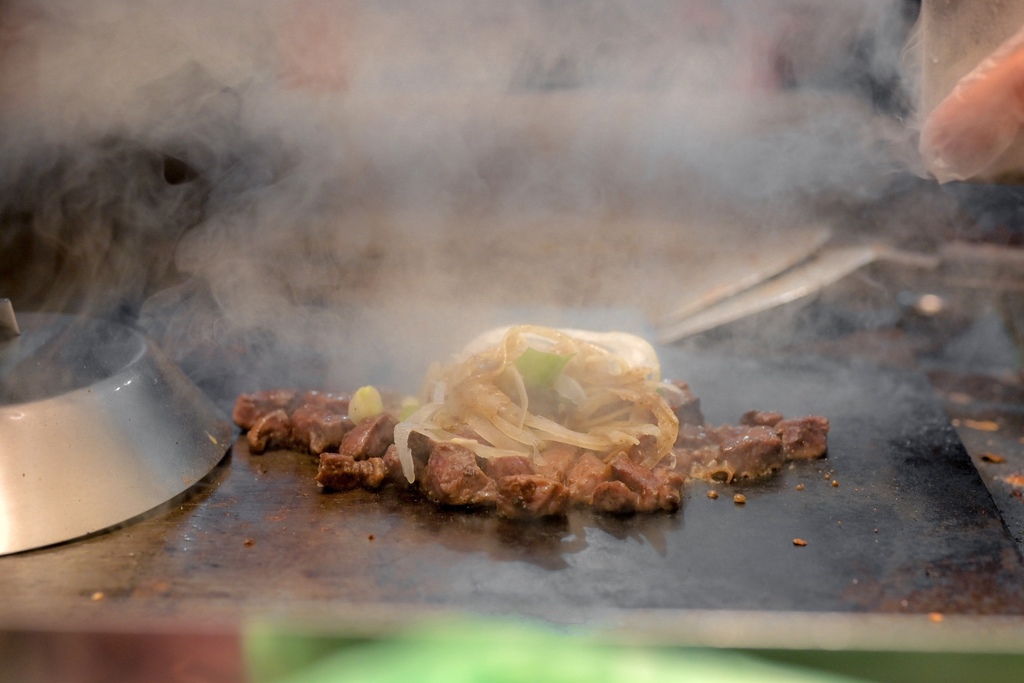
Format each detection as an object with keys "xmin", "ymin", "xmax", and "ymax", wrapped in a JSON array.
[{"xmin": 0, "ymin": 0, "xmax": 921, "ymax": 402}]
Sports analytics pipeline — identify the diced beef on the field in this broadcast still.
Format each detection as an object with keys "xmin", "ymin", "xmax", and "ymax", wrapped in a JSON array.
[
  {"xmin": 667, "ymin": 381, "xmax": 705, "ymax": 426},
  {"xmin": 591, "ymin": 480, "xmax": 639, "ymax": 515},
  {"xmin": 381, "ymin": 444, "xmax": 414, "ymax": 486},
  {"xmin": 495, "ymin": 475, "xmax": 569, "ymax": 519},
  {"xmin": 627, "ymin": 434, "xmax": 660, "ymax": 464},
  {"xmin": 718, "ymin": 425, "xmax": 785, "ymax": 479},
  {"xmin": 247, "ymin": 409, "xmax": 293, "ymax": 454},
  {"xmin": 407, "ymin": 431, "xmax": 437, "ymax": 463},
  {"xmin": 610, "ymin": 451, "xmax": 660, "ymax": 496},
  {"xmin": 777, "ymin": 416, "xmax": 830, "ymax": 459},
  {"xmin": 654, "ymin": 450, "xmax": 678, "ymax": 471},
  {"xmin": 672, "ymin": 445, "xmax": 722, "ymax": 478},
  {"xmin": 316, "ymin": 452, "xmax": 388, "ymax": 491},
  {"xmin": 298, "ymin": 390, "xmax": 350, "ymax": 413},
  {"xmin": 565, "ymin": 452, "xmax": 613, "ymax": 505},
  {"xmin": 483, "ymin": 455, "xmax": 533, "ymax": 480},
  {"xmin": 739, "ymin": 410, "xmax": 784, "ymax": 427},
  {"xmin": 609, "ymin": 452, "xmax": 684, "ymax": 512},
  {"xmin": 709, "ymin": 424, "xmax": 749, "ymax": 444},
  {"xmin": 534, "ymin": 443, "xmax": 580, "ymax": 483},
  {"xmin": 652, "ymin": 468, "xmax": 686, "ymax": 511},
  {"xmin": 232, "ymin": 389, "xmax": 298, "ymax": 430},
  {"xmin": 420, "ymin": 443, "xmax": 497, "ymax": 507},
  {"xmin": 340, "ymin": 414, "xmax": 397, "ymax": 460},
  {"xmin": 290, "ymin": 403, "xmax": 354, "ymax": 455},
  {"xmin": 675, "ymin": 423, "xmax": 715, "ymax": 449},
  {"xmin": 238, "ymin": 379, "xmax": 830, "ymax": 520}
]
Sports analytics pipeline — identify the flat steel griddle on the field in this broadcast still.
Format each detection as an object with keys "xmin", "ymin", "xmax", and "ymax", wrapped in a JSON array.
[{"xmin": 2, "ymin": 351, "xmax": 1023, "ymax": 629}]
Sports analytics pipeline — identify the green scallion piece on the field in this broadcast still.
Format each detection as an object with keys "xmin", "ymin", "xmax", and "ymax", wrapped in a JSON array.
[{"xmin": 515, "ymin": 347, "xmax": 575, "ymax": 388}]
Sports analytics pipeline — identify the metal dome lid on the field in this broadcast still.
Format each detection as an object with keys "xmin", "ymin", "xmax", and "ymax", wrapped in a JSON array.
[{"xmin": 0, "ymin": 301, "xmax": 231, "ymax": 555}]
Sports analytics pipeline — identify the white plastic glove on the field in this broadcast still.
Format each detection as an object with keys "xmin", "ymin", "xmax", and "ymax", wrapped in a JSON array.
[{"xmin": 920, "ymin": 24, "xmax": 1024, "ymax": 182}]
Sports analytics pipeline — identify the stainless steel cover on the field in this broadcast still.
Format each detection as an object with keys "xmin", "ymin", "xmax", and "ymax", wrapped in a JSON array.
[{"xmin": 0, "ymin": 313, "xmax": 231, "ymax": 555}]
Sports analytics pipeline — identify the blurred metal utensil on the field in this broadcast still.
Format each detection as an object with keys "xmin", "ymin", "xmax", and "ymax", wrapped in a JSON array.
[
  {"xmin": 656, "ymin": 244, "xmax": 941, "ymax": 344},
  {"xmin": 0, "ymin": 298, "xmax": 18, "ymax": 340}
]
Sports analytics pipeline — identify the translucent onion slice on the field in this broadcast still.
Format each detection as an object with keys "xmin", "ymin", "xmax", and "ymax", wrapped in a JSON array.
[
  {"xmin": 506, "ymin": 365, "xmax": 529, "ymax": 429},
  {"xmin": 398, "ymin": 325, "xmax": 677, "ymax": 480},
  {"xmin": 450, "ymin": 438, "xmax": 530, "ymax": 461},
  {"xmin": 393, "ymin": 401, "xmax": 444, "ymax": 483},
  {"xmin": 553, "ymin": 372, "xmax": 588, "ymax": 408},
  {"xmin": 463, "ymin": 412, "xmax": 537, "ymax": 452},
  {"xmin": 462, "ymin": 327, "xmax": 661, "ymax": 380},
  {"xmin": 523, "ymin": 413, "xmax": 613, "ymax": 452}
]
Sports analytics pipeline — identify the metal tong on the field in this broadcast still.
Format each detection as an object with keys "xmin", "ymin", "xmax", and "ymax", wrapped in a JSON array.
[{"xmin": 655, "ymin": 243, "xmax": 946, "ymax": 345}]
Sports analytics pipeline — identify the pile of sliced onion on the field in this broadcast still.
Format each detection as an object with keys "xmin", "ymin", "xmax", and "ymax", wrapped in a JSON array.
[{"xmin": 394, "ymin": 325, "xmax": 678, "ymax": 483}]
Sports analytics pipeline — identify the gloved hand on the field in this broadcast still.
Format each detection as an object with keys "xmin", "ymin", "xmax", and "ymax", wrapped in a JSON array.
[{"xmin": 919, "ymin": 25, "xmax": 1024, "ymax": 182}]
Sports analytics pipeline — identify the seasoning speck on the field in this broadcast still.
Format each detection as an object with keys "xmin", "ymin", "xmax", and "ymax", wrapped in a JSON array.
[
  {"xmin": 1002, "ymin": 474, "xmax": 1024, "ymax": 488},
  {"xmin": 963, "ymin": 419, "xmax": 999, "ymax": 432},
  {"xmin": 831, "ymin": 480, "xmax": 839, "ymax": 488},
  {"xmin": 243, "ymin": 538, "xmax": 255, "ymax": 547},
  {"xmin": 91, "ymin": 592, "xmax": 104, "ymax": 602},
  {"xmin": 981, "ymin": 453, "xmax": 1006, "ymax": 464},
  {"xmin": 929, "ymin": 612, "xmax": 944, "ymax": 623},
  {"xmin": 793, "ymin": 538, "xmax": 807, "ymax": 546},
  {"xmin": 707, "ymin": 490, "xmax": 719, "ymax": 500},
  {"xmin": 733, "ymin": 494, "xmax": 746, "ymax": 505},
  {"xmin": 796, "ymin": 484, "xmax": 805, "ymax": 491},
  {"xmin": 368, "ymin": 534, "xmax": 376, "ymax": 541}
]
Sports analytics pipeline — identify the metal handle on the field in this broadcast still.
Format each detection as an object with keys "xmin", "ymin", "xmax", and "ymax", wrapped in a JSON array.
[{"xmin": 0, "ymin": 298, "xmax": 19, "ymax": 341}]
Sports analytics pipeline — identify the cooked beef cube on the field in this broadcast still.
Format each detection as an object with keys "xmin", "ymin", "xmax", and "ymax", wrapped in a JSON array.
[
  {"xmin": 675, "ymin": 423, "xmax": 715, "ymax": 449},
  {"xmin": 495, "ymin": 475, "xmax": 570, "ymax": 519},
  {"xmin": 673, "ymin": 445, "xmax": 722, "ymax": 478},
  {"xmin": 667, "ymin": 381, "xmax": 704, "ymax": 426},
  {"xmin": 627, "ymin": 434, "xmax": 660, "ymax": 464},
  {"xmin": 609, "ymin": 452, "xmax": 683, "ymax": 512},
  {"xmin": 777, "ymin": 416, "xmax": 830, "ymax": 459},
  {"xmin": 316, "ymin": 452, "xmax": 388, "ymax": 491},
  {"xmin": 739, "ymin": 410, "xmax": 784, "ymax": 427},
  {"xmin": 381, "ymin": 444, "xmax": 415, "ymax": 486},
  {"xmin": 291, "ymin": 403, "xmax": 354, "ymax": 455},
  {"xmin": 610, "ymin": 451, "xmax": 660, "ymax": 496},
  {"xmin": 340, "ymin": 414, "xmax": 397, "ymax": 460},
  {"xmin": 565, "ymin": 452, "xmax": 613, "ymax": 505},
  {"xmin": 235, "ymin": 376, "xmax": 830, "ymax": 519},
  {"xmin": 709, "ymin": 424, "xmax": 748, "ymax": 444},
  {"xmin": 232, "ymin": 389, "xmax": 298, "ymax": 429},
  {"xmin": 534, "ymin": 443, "xmax": 580, "ymax": 483},
  {"xmin": 654, "ymin": 450, "xmax": 678, "ymax": 471},
  {"xmin": 718, "ymin": 425, "xmax": 784, "ymax": 479},
  {"xmin": 591, "ymin": 480, "xmax": 639, "ymax": 515},
  {"xmin": 420, "ymin": 443, "xmax": 497, "ymax": 507},
  {"xmin": 247, "ymin": 409, "xmax": 293, "ymax": 454},
  {"xmin": 652, "ymin": 468, "xmax": 685, "ymax": 511},
  {"xmin": 407, "ymin": 431, "xmax": 437, "ymax": 462},
  {"xmin": 298, "ymin": 390, "xmax": 350, "ymax": 413},
  {"xmin": 483, "ymin": 455, "xmax": 533, "ymax": 480}
]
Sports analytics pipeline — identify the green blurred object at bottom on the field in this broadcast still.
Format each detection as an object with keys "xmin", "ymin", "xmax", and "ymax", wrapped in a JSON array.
[{"xmin": 245, "ymin": 619, "xmax": 867, "ymax": 683}]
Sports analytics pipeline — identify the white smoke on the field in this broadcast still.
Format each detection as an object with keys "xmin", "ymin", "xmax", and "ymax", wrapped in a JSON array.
[{"xmin": 0, "ymin": 0, "xmax": 923, "ymax": 399}]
